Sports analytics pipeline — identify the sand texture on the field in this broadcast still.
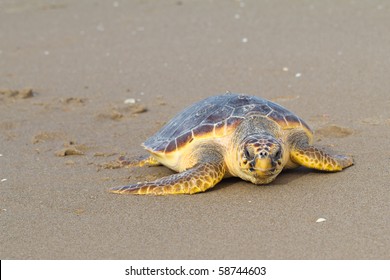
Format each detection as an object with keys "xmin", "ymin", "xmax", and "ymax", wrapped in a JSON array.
[{"xmin": 0, "ymin": 0, "xmax": 389, "ymax": 259}]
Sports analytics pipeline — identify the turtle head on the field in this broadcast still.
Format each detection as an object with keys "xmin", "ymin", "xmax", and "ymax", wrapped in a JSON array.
[{"xmin": 237, "ymin": 134, "xmax": 285, "ymax": 184}]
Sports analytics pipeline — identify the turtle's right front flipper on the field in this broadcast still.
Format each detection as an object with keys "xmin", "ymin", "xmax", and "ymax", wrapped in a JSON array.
[{"xmin": 110, "ymin": 161, "xmax": 226, "ymax": 195}]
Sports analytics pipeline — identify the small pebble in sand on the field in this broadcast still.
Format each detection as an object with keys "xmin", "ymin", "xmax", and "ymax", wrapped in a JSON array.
[
  {"xmin": 1, "ymin": 178, "xmax": 7, "ymax": 182},
  {"xmin": 316, "ymin": 218, "xmax": 327, "ymax": 223},
  {"xmin": 0, "ymin": 154, "xmax": 3, "ymax": 157},
  {"xmin": 295, "ymin": 73, "xmax": 302, "ymax": 78},
  {"xmin": 124, "ymin": 98, "xmax": 136, "ymax": 104},
  {"xmin": 282, "ymin": 67, "xmax": 289, "ymax": 72},
  {"xmin": 242, "ymin": 37, "xmax": 248, "ymax": 43}
]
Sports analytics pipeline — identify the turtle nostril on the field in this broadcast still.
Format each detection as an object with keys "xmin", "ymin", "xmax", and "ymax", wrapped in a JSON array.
[{"xmin": 259, "ymin": 151, "xmax": 268, "ymax": 158}]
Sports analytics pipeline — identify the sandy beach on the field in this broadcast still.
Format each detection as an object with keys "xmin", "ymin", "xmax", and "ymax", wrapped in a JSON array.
[{"xmin": 0, "ymin": 0, "xmax": 389, "ymax": 259}]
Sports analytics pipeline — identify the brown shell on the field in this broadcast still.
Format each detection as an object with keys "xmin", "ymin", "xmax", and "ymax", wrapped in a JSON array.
[{"xmin": 143, "ymin": 93, "xmax": 312, "ymax": 154}]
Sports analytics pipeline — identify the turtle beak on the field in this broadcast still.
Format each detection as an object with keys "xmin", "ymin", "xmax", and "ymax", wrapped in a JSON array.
[
  {"xmin": 249, "ymin": 157, "xmax": 275, "ymax": 176},
  {"xmin": 254, "ymin": 157, "xmax": 273, "ymax": 170}
]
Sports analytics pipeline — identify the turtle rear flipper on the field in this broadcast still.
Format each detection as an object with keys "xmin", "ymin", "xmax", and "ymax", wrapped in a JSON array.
[
  {"xmin": 110, "ymin": 161, "xmax": 226, "ymax": 195},
  {"xmin": 291, "ymin": 145, "xmax": 353, "ymax": 171}
]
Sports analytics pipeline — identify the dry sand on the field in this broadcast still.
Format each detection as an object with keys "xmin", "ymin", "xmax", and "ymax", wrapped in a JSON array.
[{"xmin": 0, "ymin": 0, "xmax": 389, "ymax": 259}]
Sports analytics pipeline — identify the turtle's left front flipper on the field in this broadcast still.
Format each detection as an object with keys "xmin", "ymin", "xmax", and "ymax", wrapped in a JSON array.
[
  {"xmin": 291, "ymin": 144, "xmax": 353, "ymax": 172},
  {"xmin": 110, "ymin": 161, "xmax": 226, "ymax": 195}
]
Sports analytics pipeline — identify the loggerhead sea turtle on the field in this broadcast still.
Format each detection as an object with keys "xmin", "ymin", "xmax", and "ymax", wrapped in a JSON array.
[{"xmin": 110, "ymin": 93, "xmax": 353, "ymax": 195}]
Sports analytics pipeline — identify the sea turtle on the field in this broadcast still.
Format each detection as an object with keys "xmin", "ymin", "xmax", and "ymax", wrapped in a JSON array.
[{"xmin": 110, "ymin": 93, "xmax": 353, "ymax": 195}]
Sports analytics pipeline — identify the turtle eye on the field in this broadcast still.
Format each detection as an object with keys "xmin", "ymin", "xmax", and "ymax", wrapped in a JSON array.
[
  {"xmin": 274, "ymin": 149, "xmax": 282, "ymax": 160},
  {"xmin": 244, "ymin": 146, "xmax": 252, "ymax": 159}
]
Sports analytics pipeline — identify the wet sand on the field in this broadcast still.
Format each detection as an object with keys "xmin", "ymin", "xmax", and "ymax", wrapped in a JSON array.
[{"xmin": 0, "ymin": 0, "xmax": 389, "ymax": 259}]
